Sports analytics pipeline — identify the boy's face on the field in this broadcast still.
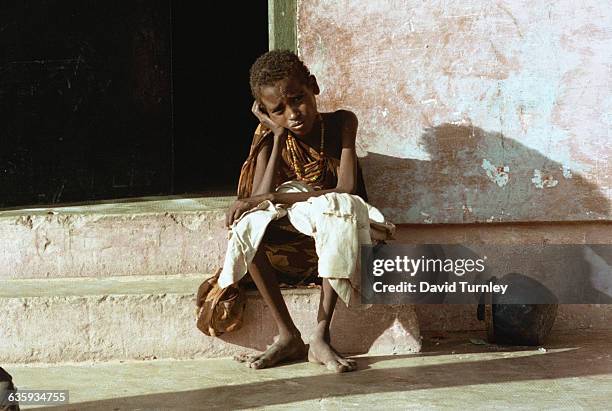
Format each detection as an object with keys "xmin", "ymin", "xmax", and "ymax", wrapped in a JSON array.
[{"xmin": 258, "ymin": 75, "xmax": 319, "ymax": 137}]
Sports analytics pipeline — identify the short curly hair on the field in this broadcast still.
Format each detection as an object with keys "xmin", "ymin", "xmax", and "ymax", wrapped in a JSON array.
[{"xmin": 249, "ymin": 50, "xmax": 311, "ymax": 100}]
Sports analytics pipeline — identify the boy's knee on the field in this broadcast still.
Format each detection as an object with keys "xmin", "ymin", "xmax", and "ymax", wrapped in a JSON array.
[{"xmin": 249, "ymin": 246, "xmax": 272, "ymax": 273}]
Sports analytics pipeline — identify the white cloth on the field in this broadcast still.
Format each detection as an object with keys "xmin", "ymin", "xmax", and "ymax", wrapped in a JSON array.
[
  {"xmin": 218, "ymin": 200, "xmax": 287, "ymax": 287},
  {"xmin": 218, "ymin": 181, "xmax": 395, "ymax": 305}
]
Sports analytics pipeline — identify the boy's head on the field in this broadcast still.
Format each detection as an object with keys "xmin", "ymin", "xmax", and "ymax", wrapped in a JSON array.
[{"xmin": 249, "ymin": 50, "xmax": 320, "ymax": 137}]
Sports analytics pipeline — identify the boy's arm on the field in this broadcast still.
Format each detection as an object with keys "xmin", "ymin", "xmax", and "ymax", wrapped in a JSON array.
[
  {"xmin": 226, "ymin": 111, "xmax": 358, "ymax": 227},
  {"xmin": 251, "ymin": 131, "xmax": 287, "ymax": 196},
  {"xmin": 250, "ymin": 101, "xmax": 287, "ymax": 196}
]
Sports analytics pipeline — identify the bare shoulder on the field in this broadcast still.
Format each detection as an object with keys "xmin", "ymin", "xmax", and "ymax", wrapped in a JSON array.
[
  {"xmin": 331, "ymin": 109, "xmax": 358, "ymax": 126},
  {"xmin": 331, "ymin": 109, "xmax": 358, "ymax": 148}
]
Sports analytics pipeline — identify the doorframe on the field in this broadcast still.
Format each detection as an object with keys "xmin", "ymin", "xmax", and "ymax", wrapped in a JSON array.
[{"xmin": 268, "ymin": 0, "xmax": 297, "ymax": 51}]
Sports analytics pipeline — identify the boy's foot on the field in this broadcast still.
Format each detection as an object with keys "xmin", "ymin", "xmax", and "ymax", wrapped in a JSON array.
[
  {"xmin": 308, "ymin": 337, "xmax": 357, "ymax": 373},
  {"xmin": 234, "ymin": 335, "xmax": 307, "ymax": 369}
]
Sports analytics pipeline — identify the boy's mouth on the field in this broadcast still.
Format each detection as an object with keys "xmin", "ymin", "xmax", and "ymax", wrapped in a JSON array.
[{"xmin": 289, "ymin": 121, "xmax": 305, "ymax": 131}]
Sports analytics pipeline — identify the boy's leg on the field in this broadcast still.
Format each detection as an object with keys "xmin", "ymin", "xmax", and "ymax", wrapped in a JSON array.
[
  {"xmin": 234, "ymin": 248, "xmax": 307, "ymax": 369},
  {"xmin": 308, "ymin": 279, "xmax": 357, "ymax": 373}
]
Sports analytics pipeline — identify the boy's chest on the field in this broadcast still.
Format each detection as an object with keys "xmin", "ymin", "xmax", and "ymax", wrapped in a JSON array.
[{"xmin": 299, "ymin": 123, "xmax": 343, "ymax": 160}]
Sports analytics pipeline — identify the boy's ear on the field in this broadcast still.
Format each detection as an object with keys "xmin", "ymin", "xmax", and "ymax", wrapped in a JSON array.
[{"xmin": 308, "ymin": 75, "xmax": 320, "ymax": 95}]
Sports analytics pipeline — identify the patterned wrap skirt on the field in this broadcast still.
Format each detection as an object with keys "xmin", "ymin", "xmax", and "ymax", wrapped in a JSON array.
[{"xmin": 242, "ymin": 216, "xmax": 321, "ymax": 288}]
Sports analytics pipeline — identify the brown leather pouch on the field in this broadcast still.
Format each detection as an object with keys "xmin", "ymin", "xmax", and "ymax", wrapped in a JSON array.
[{"xmin": 195, "ymin": 269, "xmax": 246, "ymax": 337}]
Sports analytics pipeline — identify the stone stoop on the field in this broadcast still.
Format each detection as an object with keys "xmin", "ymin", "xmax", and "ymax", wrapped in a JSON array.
[
  {"xmin": 0, "ymin": 196, "xmax": 421, "ymax": 364},
  {"xmin": 0, "ymin": 196, "xmax": 236, "ymax": 279},
  {"xmin": 0, "ymin": 274, "xmax": 421, "ymax": 364},
  {"xmin": 2, "ymin": 196, "xmax": 609, "ymax": 364}
]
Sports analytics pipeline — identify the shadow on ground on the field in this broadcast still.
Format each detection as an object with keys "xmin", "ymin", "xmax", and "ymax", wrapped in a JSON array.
[{"xmin": 33, "ymin": 332, "xmax": 612, "ymax": 410}]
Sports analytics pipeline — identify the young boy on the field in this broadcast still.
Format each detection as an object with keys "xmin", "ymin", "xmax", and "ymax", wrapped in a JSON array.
[{"xmin": 225, "ymin": 50, "xmax": 370, "ymax": 373}]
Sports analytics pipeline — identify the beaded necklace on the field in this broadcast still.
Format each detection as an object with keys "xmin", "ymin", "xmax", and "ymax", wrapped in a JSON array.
[{"xmin": 285, "ymin": 114, "xmax": 327, "ymax": 184}]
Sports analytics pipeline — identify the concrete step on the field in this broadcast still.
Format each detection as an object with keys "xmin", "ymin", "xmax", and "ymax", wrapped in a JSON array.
[
  {"xmin": 0, "ymin": 274, "xmax": 421, "ymax": 364},
  {"xmin": 2, "ymin": 274, "xmax": 609, "ymax": 365},
  {"xmin": 0, "ymin": 196, "xmax": 234, "ymax": 279},
  {"xmin": 2, "ymin": 196, "xmax": 609, "ymax": 283}
]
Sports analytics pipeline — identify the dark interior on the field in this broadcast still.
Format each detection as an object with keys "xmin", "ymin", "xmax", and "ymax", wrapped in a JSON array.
[{"xmin": 0, "ymin": 0, "xmax": 268, "ymax": 208}]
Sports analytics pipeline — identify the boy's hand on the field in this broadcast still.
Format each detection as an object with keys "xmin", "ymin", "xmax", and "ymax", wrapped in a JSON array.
[
  {"xmin": 225, "ymin": 194, "xmax": 275, "ymax": 228},
  {"xmin": 252, "ymin": 101, "xmax": 285, "ymax": 138},
  {"xmin": 225, "ymin": 199, "xmax": 253, "ymax": 228}
]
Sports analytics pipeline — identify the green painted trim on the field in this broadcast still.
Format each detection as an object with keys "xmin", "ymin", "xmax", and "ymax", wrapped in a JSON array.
[{"xmin": 268, "ymin": 0, "xmax": 297, "ymax": 52}]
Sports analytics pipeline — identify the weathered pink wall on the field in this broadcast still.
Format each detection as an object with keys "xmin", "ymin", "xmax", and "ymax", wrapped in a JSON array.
[{"xmin": 297, "ymin": 0, "xmax": 611, "ymax": 224}]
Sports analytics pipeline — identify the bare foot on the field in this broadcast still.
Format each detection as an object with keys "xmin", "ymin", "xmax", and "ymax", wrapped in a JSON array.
[
  {"xmin": 308, "ymin": 336, "xmax": 357, "ymax": 373},
  {"xmin": 234, "ymin": 335, "xmax": 307, "ymax": 369}
]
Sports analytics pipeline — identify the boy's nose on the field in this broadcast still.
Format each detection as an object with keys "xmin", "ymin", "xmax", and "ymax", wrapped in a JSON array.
[{"xmin": 289, "ymin": 107, "xmax": 301, "ymax": 120}]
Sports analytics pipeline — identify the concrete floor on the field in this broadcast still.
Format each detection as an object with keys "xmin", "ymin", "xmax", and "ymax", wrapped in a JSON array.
[{"xmin": 5, "ymin": 330, "xmax": 611, "ymax": 411}]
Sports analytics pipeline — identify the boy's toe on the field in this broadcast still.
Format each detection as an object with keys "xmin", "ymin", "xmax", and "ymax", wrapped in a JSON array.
[
  {"xmin": 241, "ymin": 353, "xmax": 264, "ymax": 367},
  {"xmin": 338, "ymin": 358, "xmax": 354, "ymax": 368},
  {"xmin": 233, "ymin": 353, "xmax": 250, "ymax": 362},
  {"xmin": 343, "ymin": 358, "xmax": 358, "ymax": 367},
  {"xmin": 327, "ymin": 355, "xmax": 358, "ymax": 373},
  {"xmin": 333, "ymin": 362, "xmax": 350, "ymax": 373},
  {"xmin": 249, "ymin": 359, "xmax": 267, "ymax": 369}
]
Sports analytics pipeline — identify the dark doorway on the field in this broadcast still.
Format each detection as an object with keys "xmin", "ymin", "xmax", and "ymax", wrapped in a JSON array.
[
  {"xmin": 0, "ymin": 1, "xmax": 268, "ymax": 208},
  {"xmin": 171, "ymin": 2, "xmax": 268, "ymax": 196},
  {"xmin": 0, "ymin": 0, "xmax": 173, "ymax": 207}
]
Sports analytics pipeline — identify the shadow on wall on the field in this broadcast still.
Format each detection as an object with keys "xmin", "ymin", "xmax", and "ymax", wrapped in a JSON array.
[{"xmin": 360, "ymin": 124, "xmax": 610, "ymax": 223}]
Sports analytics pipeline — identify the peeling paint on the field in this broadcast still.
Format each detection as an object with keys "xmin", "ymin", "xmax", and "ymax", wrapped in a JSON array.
[
  {"xmin": 16, "ymin": 216, "xmax": 34, "ymax": 229},
  {"xmin": 298, "ymin": 0, "xmax": 611, "ymax": 223},
  {"xmin": 481, "ymin": 159, "xmax": 510, "ymax": 187},
  {"xmin": 420, "ymin": 99, "xmax": 437, "ymax": 105},
  {"xmin": 420, "ymin": 212, "xmax": 433, "ymax": 224},
  {"xmin": 532, "ymin": 169, "xmax": 559, "ymax": 188}
]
